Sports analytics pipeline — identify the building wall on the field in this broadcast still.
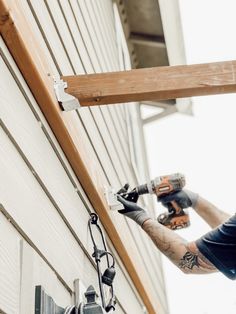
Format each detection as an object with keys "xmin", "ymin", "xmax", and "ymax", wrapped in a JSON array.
[{"xmin": 0, "ymin": 1, "xmax": 168, "ymax": 313}]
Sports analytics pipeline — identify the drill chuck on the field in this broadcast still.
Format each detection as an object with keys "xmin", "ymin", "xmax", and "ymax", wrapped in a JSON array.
[
  {"xmin": 135, "ymin": 180, "xmax": 159, "ymax": 195},
  {"xmin": 135, "ymin": 183, "xmax": 150, "ymax": 195}
]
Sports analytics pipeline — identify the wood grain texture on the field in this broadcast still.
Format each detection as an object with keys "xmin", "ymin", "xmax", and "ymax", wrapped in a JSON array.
[
  {"xmin": 0, "ymin": 1, "xmax": 159, "ymax": 312},
  {"xmin": 63, "ymin": 60, "xmax": 236, "ymax": 106}
]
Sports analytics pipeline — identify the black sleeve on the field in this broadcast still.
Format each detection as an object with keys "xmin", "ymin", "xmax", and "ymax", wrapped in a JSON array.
[{"xmin": 196, "ymin": 214, "xmax": 236, "ymax": 280}]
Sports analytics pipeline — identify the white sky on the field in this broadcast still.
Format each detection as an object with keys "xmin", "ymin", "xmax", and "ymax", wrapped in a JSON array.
[{"xmin": 144, "ymin": 1, "xmax": 236, "ymax": 313}]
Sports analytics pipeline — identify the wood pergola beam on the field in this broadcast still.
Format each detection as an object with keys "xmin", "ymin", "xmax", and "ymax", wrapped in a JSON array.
[{"xmin": 63, "ymin": 60, "xmax": 236, "ymax": 106}]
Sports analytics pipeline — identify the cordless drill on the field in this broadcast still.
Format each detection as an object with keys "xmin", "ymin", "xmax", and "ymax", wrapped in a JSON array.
[{"xmin": 123, "ymin": 173, "xmax": 190, "ymax": 230}]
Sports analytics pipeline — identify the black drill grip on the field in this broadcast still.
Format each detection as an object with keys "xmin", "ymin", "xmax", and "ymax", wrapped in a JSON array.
[{"xmin": 166, "ymin": 201, "xmax": 182, "ymax": 215}]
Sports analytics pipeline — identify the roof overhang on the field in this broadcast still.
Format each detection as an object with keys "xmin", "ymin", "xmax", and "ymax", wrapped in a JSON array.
[{"xmin": 121, "ymin": 0, "xmax": 193, "ymax": 118}]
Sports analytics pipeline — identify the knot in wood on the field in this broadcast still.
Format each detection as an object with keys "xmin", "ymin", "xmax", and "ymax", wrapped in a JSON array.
[{"xmin": 0, "ymin": 13, "xmax": 10, "ymax": 25}]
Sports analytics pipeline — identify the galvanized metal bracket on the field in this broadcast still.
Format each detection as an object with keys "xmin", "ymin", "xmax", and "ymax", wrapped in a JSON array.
[
  {"xmin": 54, "ymin": 78, "xmax": 80, "ymax": 111},
  {"xmin": 104, "ymin": 186, "xmax": 124, "ymax": 211}
]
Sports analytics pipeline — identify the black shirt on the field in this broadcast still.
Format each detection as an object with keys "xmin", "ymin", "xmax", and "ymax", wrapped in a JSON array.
[{"xmin": 196, "ymin": 214, "xmax": 236, "ymax": 280}]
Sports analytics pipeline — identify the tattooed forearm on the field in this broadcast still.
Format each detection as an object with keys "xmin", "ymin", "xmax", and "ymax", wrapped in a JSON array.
[
  {"xmin": 142, "ymin": 219, "xmax": 217, "ymax": 275},
  {"xmin": 179, "ymin": 252, "xmax": 199, "ymax": 270},
  {"xmin": 142, "ymin": 219, "xmax": 189, "ymax": 267}
]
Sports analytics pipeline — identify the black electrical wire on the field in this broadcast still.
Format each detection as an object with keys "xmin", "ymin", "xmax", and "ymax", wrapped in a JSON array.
[
  {"xmin": 88, "ymin": 213, "xmax": 111, "ymax": 267},
  {"xmin": 88, "ymin": 213, "xmax": 116, "ymax": 312}
]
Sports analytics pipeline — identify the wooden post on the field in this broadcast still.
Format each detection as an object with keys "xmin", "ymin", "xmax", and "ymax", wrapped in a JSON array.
[{"xmin": 63, "ymin": 60, "xmax": 236, "ymax": 106}]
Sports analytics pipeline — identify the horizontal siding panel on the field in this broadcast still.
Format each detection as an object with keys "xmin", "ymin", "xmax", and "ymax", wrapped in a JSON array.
[
  {"xmin": 76, "ymin": 0, "xmax": 115, "ymax": 72},
  {"xmin": 99, "ymin": 106, "xmax": 133, "ymax": 181},
  {"xmin": 94, "ymin": 0, "xmax": 119, "ymax": 67},
  {"xmin": 78, "ymin": 108, "xmax": 121, "ymax": 186},
  {"xmin": 43, "ymin": 0, "xmax": 85, "ymax": 74},
  {"xmin": 0, "ymin": 126, "xmax": 97, "ymax": 290},
  {"xmin": 68, "ymin": 0, "xmax": 102, "ymax": 73},
  {"xmin": 20, "ymin": 240, "xmax": 71, "ymax": 313},
  {"xmin": 27, "ymin": 0, "xmax": 132, "ymax": 181},
  {"xmin": 26, "ymin": 0, "xmax": 74, "ymax": 76},
  {"xmin": 57, "ymin": 0, "xmax": 94, "ymax": 73},
  {"xmin": 80, "ymin": 107, "xmax": 127, "ymax": 184},
  {"xmin": 27, "ymin": 0, "xmax": 130, "ymax": 188},
  {"xmin": 56, "ymin": 0, "xmax": 130, "ymax": 157},
  {"xmin": 0, "ymin": 125, "xmax": 142, "ymax": 314},
  {"xmin": 0, "ymin": 0, "xmax": 168, "ymax": 311},
  {"xmin": 0, "ymin": 40, "xmax": 144, "ymax": 313},
  {"xmin": 0, "ymin": 213, "xmax": 21, "ymax": 314},
  {"xmin": 0, "ymin": 215, "xmax": 126, "ymax": 314},
  {"xmin": 84, "ymin": 0, "xmax": 118, "ymax": 71},
  {"xmin": 0, "ymin": 45, "xmax": 91, "ymax": 247},
  {"xmin": 77, "ymin": 0, "xmax": 131, "ymax": 158}
]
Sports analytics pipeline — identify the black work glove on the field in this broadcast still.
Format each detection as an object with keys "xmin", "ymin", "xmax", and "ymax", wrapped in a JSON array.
[
  {"xmin": 117, "ymin": 184, "xmax": 139, "ymax": 203},
  {"xmin": 158, "ymin": 189, "xmax": 199, "ymax": 209},
  {"xmin": 117, "ymin": 185, "xmax": 150, "ymax": 226}
]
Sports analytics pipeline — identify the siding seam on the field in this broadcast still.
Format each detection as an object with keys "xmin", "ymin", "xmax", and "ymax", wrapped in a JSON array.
[
  {"xmin": 0, "ymin": 119, "xmax": 129, "ymax": 311},
  {"xmin": 0, "ymin": 119, "xmax": 96, "ymax": 269},
  {"xmin": 23, "ymin": 1, "xmax": 165, "ymax": 301},
  {"xmin": 0, "ymin": 45, "xmax": 93, "ymax": 214},
  {"xmin": 0, "ymin": 43, "xmax": 137, "ymax": 310},
  {"xmin": 0, "ymin": 203, "xmax": 73, "ymax": 294}
]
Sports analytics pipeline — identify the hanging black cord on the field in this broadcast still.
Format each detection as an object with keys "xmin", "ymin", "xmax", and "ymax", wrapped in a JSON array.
[
  {"xmin": 96, "ymin": 224, "xmax": 110, "ymax": 267},
  {"xmin": 88, "ymin": 213, "xmax": 116, "ymax": 312},
  {"xmin": 88, "ymin": 213, "xmax": 106, "ymax": 309},
  {"xmin": 100, "ymin": 251, "xmax": 115, "ymax": 268},
  {"xmin": 89, "ymin": 213, "xmax": 111, "ymax": 267}
]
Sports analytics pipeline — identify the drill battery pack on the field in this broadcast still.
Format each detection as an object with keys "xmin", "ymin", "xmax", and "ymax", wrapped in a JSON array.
[{"xmin": 157, "ymin": 209, "xmax": 190, "ymax": 230}]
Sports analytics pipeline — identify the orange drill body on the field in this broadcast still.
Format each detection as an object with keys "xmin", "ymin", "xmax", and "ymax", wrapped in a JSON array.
[{"xmin": 134, "ymin": 173, "xmax": 190, "ymax": 230}]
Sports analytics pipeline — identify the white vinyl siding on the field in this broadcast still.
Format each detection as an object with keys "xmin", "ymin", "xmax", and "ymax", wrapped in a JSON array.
[{"xmin": 0, "ymin": 1, "xmax": 168, "ymax": 313}]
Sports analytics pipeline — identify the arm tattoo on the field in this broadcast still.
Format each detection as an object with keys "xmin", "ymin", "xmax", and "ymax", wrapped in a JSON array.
[
  {"xmin": 142, "ymin": 220, "xmax": 217, "ymax": 274},
  {"xmin": 179, "ymin": 252, "xmax": 200, "ymax": 270}
]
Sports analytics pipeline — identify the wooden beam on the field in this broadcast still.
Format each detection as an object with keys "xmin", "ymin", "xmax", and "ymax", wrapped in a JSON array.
[
  {"xmin": 63, "ymin": 60, "xmax": 236, "ymax": 106},
  {"xmin": 0, "ymin": 1, "xmax": 159, "ymax": 313}
]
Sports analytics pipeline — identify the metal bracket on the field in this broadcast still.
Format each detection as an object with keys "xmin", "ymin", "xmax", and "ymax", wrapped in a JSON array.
[
  {"xmin": 54, "ymin": 78, "xmax": 80, "ymax": 111},
  {"xmin": 104, "ymin": 186, "xmax": 124, "ymax": 211}
]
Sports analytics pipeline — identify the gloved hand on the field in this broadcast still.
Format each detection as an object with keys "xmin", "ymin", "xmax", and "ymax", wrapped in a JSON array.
[
  {"xmin": 117, "ymin": 184, "xmax": 139, "ymax": 203},
  {"xmin": 116, "ymin": 185, "xmax": 150, "ymax": 226},
  {"xmin": 158, "ymin": 189, "xmax": 199, "ymax": 209}
]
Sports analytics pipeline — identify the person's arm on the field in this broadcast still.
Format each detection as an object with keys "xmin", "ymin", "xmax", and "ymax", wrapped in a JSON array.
[
  {"xmin": 160, "ymin": 190, "xmax": 230, "ymax": 228},
  {"xmin": 142, "ymin": 219, "xmax": 217, "ymax": 274},
  {"xmin": 117, "ymin": 194, "xmax": 217, "ymax": 275},
  {"xmin": 193, "ymin": 196, "xmax": 230, "ymax": 228}
]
